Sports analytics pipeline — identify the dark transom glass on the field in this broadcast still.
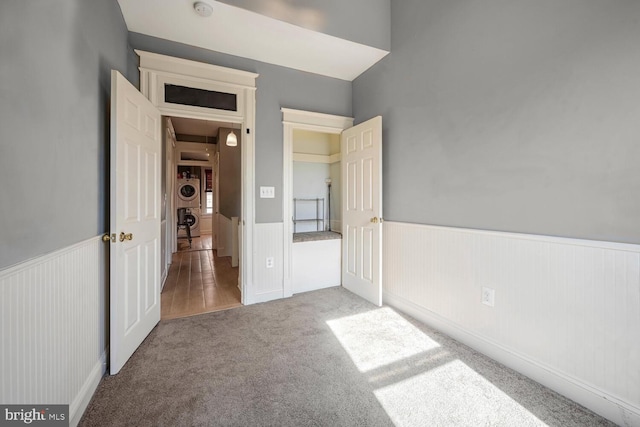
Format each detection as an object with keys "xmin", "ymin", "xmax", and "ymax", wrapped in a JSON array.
[{"xmin": 165, "ymin": 84, "xmax": 237, "ymax": 111}]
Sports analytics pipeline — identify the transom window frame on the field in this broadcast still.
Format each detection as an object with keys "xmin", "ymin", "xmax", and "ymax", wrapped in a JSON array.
[{"xmin": 155, "ymin": 74, "xmax": 244, "ymax": 120}]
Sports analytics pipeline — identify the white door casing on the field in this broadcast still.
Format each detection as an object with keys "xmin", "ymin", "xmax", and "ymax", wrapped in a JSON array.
[
  {"xmin": 110, "ymin": 70, "xmax": 162, "ymax": 374},
  {"xmin": 281, "ymin": 108, "xmax": 354, "ymax": 298},
  {"xmin": 166, "ymin": 118, "xmax": 177, "ymax": 258},
  {"xmin": 137, "ymin": 50, "xmax": 257, "ymax": 304},
  {"xmin": 341, "ymin": 116, "xmax": 383, "ymax": 306}
]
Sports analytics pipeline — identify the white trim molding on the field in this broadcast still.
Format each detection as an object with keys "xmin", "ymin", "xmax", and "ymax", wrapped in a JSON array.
[
  {"xmin": 137, "ymin": 50, "xmax": 257, "ymax": 306},
  {"xmin": 282, "ymin": 108, "xmax": 353, "ymax": 131},
  {"xmin": 282, "ymin": 108, "xmax": 353, "ymax": 298},
  {"xmin": 292, "ymin": 152, "xmax": 341, "ymax": 164},
  {"xmin": 383, "ymin": 221, "xmax": 640, "ymax": 426},
  {"xmin": 136, "ymin": 49, "xmax": 258, "ymax": 89},
  {"xmin": 248, "ymin": 223, "xmax": 284, "ymax": 304}
]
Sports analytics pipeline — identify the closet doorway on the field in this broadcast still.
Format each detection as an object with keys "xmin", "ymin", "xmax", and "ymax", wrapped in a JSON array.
[{"xmin": 282, "ymin": 108, "xmax": 354, "ymax": 298}]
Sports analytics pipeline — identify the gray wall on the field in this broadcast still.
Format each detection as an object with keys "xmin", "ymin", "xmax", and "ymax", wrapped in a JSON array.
[
  {"xmin": 0, "ymin": 0, "xmax": 133, "ymax": 269},
  {"xmin": 217, "ymin": 0, "xmax": 390, "ymax": 51},
  {"xmin": 128, "ymin": 32, "xmax": 353, "ymax": 224},
  {"xmin": 353, "ymin": 0, "xmax": 640, "ymax": 244},
  {"xmin": 218, "ymin": 128, "xmax": 241, "ymax": 218}
]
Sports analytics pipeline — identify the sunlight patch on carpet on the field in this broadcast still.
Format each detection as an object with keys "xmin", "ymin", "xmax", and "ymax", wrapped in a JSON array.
[
  {"xmin": 326, "ymin": 306, "xmax": 441, "ymax": 372},
  {"xmin": 374, "ymin": 359, "xmax": 546, "ymax": 426}
]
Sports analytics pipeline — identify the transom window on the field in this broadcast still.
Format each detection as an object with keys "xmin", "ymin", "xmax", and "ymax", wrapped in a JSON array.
[{"xmin": 164, "ymin": 84, "xmax": 237, "ymax": 111}]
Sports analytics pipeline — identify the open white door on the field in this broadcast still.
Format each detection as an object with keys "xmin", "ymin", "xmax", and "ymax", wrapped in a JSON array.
[
  {"xmin": 109, "ymin": 70, "xmax": 162, "ymax": 374},
  {"xmin": 341, "ymin": 116, "xmax": 383, "ymax": 306}
]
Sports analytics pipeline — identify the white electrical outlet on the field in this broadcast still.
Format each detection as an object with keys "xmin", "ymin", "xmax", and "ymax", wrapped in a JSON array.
[
  {"xmin": 260, "ymin": 186, "xmax": 275, "ymax": 198},
  {"xmin": 481, "ymin": 287, "xmax": 495, "ymax": 307},
  {"xmin": 266, "ymin": 257, "xmax": 274, "ymax": 268}
]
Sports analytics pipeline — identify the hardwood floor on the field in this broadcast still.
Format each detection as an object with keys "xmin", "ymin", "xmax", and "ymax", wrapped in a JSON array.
[
  {"xmin": 176, "ymin": 233, "xmax": 212, "ymax": 252},
  {"xmin": 161, "ymin": 235, "xmax": 242, "ymax": 320}
]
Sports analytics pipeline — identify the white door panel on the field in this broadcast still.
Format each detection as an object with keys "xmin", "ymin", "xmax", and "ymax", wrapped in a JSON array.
[
  {"xmin": 110, "ymin": 70, "xmax": 161, "ymax": 374},
  {"xmin": 341, "ymin": 116, "xmax": 383, "ymax": 306}
]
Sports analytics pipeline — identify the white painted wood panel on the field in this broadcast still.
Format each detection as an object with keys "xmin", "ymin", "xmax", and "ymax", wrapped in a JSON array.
[
  {"xmin": 231, "ymin": 217, "xmax": 239, "ymax": 268},
  {"xmin": 250, "ymin": 223, "xmax": 284, "ymax": 304},
  {"xmin": 0, "ymin": 236, "xmax": 106, "ymax": 427},
  {"xmin": 200, "ymin": 214, "xmax": 212, "ymax": 234},
  {"xmin": 110, "ymin": 70, "xmax": 161, "ymax": 375},
  {"xmin": 383, "ymin": 221, "xmax": 640, "ymax": 426},
  {"xmin": 341, "ymin": 116, "xmax": 382, "ymax": 306},
  {"xmin": 293, "ymin": 239, "xmax": 341, "ymax": 294},
  {"xmin": 217, "ymin": 214, "xmax": 232, "ymax": 258}
]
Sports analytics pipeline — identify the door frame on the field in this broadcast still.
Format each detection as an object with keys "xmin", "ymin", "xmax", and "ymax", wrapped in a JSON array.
[
  {"xmin": 281, "ymin": 108, "xmax": 353, "ymax": 297},
  {"xmin": 164, "ymin": 118, "xmax": 177, "ymax": 282},
  {"xmin": 138, "ymin": 50, "xmax": 258, "ymax": 304}
]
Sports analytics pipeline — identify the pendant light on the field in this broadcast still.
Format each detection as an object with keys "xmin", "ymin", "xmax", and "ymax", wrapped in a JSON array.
[{"xmin": 226, "ymin": 128, "xmax": 238, "ymax": 147}]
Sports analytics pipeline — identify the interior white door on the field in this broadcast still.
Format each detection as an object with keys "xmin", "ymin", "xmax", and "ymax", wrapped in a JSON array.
[
  {"xmin": 341, "ymin": 116, "xmax": 383, "ymax": 306},
  {"xmin": 110, "ymin": 70, "xmax": 162, "ymax": 374}
]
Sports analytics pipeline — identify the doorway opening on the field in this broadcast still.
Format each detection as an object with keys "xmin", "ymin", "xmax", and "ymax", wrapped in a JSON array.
[
  {"xmin": 161, "ymin": 116, "xmax": 242, "ymax": 320},
  {"xmin": 281, "ymin": 108, "xmax": 354, "ymax": 298},
  {"xmin": 290, "ymin": 129, "xmax": 342, "ymax": 294}
]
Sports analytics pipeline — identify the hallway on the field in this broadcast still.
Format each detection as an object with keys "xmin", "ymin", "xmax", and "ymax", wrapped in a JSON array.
[{"xmin": 161, "ymin": 236, "xmax": 241, "ymax": 320}]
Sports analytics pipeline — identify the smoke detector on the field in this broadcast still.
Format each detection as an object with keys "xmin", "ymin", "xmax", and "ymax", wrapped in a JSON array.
[{"xmin": 193, "ymin": 1, "xmax": 213, "ymax": 17}]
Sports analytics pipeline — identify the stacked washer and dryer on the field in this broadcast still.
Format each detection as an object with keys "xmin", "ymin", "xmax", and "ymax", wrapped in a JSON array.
[{"xmin": 177, "ymin": 178, "xmax": 201, "ymax": 238}]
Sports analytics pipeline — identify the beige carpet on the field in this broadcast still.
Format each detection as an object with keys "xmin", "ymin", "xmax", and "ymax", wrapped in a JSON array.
[{"xmin": 80, "ymin": 287, "xmax": 613, "ymax": 426}]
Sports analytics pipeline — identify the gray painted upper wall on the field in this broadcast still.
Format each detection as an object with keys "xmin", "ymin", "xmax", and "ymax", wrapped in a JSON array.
[
  {"xmin": 353, "ymin": 0, "xmax": 640, "ymax": 244},
  {"xmin": 0, "ymin": 0, "xmax": 133, "ymax": 269},
  {"xmin": 218, "ymin": 128, "xmax": 242, "ymax": 218},
  {"xmin": 128, "ymin": 32, "xmax": 352, "ymax": 224},
  {"xmin": 217, "ymin": 0, "xmax": 390, "ymax": 51}
]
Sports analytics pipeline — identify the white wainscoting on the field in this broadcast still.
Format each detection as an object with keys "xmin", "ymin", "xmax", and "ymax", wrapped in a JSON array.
[
  {"xmin": 231, "ymin": 217, "xmax": 239, "ymax": 268},
  {"xmin": 0, "ymin": 236, "xmax": 107, "ymax": 427},
  {"xmin": 383, "ymin": 221, "xmax": 640, "ymax": 426},
  {"xmin": 200, "ymin": 214, "xmax": 212, "ymax": 234},
  {"xmin": 248, "ymin": 223, "xmax": 284, "ymax": 304},
  {"xmin": 293, "ymin": 239, "xmax": 341, "ymax": 294},
  {"xmin": 217, "ymin": 214, "xmax": 232, "ymax": 258}
]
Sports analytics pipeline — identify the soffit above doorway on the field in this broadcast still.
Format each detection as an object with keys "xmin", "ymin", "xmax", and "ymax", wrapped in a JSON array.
[
  {"xmin": 117, "ymin": 0, "xmax": 389, "ymax": 81},
  {"xmin": 170, "ymin": 117, "xmax": 230, "ymax": 138}
]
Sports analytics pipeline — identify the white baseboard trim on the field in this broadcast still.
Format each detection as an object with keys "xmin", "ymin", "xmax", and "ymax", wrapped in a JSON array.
[
  {"xmin": 250, "ymin": 289, "xmax": 284, "ymax": 305},
  {"xmin": 69, "ymin": 350, "xmax": 106, "ymax": 427},
  {"xmin": 384, "ymin": 290, "xmax": 640, "ymax": 427}
]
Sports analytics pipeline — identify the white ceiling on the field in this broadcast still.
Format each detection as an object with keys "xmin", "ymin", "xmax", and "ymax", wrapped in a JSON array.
[
  {"xmin": 170, "ymin": 116, "xmax": 231, "ymax": 137},
  {"xmin": 117, "ymin": 0, "xmax": 388, "ymax": 81}
]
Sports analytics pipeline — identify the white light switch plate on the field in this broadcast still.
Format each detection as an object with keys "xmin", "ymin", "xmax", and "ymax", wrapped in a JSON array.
[{"xmin": 260, "ymin": 186, "xmax": 275, "ymax": 198}]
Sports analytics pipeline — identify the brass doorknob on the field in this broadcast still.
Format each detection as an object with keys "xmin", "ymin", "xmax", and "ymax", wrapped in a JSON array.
[
  {"xmin": 370, "ymin": 217, "xmax": 379, "ymax": 224},
  {"xmin": 119, "ymin": 232, "xmax": 133, "ymax": 242},
  {"xmin": 102, "ymin": 234, "xmax": 112, "ymax": 242}
]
